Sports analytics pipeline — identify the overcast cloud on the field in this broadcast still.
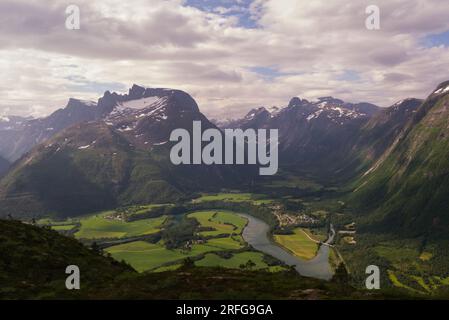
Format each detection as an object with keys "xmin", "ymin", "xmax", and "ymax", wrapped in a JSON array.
[{"xmin": 1, "ymin": 0, "xmax": 449, "ymax": 119}]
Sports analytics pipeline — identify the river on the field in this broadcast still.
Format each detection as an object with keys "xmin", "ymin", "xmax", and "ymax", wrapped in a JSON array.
[{"xmin": 239, "ymin": 213, "xmax": 335, "ymax": 280}]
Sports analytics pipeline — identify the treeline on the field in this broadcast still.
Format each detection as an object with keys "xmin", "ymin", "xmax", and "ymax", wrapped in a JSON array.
[
  {"xmin": 162, "ymin": 216, "xmax": 199, "ymax": 249},
  {"xmin": 126, "ymin": 201, "xmax": 278, "ymax": 227}
]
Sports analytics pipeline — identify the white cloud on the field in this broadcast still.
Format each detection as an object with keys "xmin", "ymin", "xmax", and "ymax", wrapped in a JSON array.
[{"xmin": 0, "ymin": 0, "xmax": 448, "ymax": 119}]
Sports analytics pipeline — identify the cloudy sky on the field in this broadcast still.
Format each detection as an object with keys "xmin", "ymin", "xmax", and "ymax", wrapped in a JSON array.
[{"xmin": 1, "ymin": 0, "xmax": 449, "ymax": 119}]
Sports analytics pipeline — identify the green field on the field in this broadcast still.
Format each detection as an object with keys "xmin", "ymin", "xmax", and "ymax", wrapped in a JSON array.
[
  {"xmin": 105, "ymin": 210, "xmax": 249, "ymax": 272},
  {"xmin": 188, "ymin": 210, "xmax": 247, "ymax": 237},
  {"xmin": 75, "ymin": 213, "xmax": 167, "ymax": 239},
  {"xmin": 106, "ymin": 237, "xmax": 245, "ymax": 272},
  {"xmin": 192, "ymin": 193, "xmax": 273, "ymax": 205},
  {"xmin": 106, "ymin": 241, "xmax": 183, "ymax": 272},
  {"xmin": 51, "ymin": 224, "xmax": 76, "ymax": 231},
  {"xmin": 206, "ymin": 236, "xmax": 245, "ymax": 250},
  {"xmin": 273, "ymin": 228, "xmax": 320, "ymax": 260}
]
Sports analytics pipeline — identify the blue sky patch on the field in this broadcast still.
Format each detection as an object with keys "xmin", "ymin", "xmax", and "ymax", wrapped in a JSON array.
[
  {"xmin": 248, "ymin": 66, "xmax": 291, "ymax": 80},
  {"xmin": 65, "ymin": 76, "xmax": 126, "ymax": 94},
  {"xmin": 335, "ymin": 70, "xmax": 361, "ymax": 82},
  {"xmin": 423, "ymin": 30, "xmax": 449, "ymax": 47},
  {"xmin": 184, "ymin": 0, "xmax": 258, "ymax": 28}
]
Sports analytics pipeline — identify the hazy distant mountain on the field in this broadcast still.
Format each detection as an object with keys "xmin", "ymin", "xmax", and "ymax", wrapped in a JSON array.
[
  {"xmin": 0, "ymin": 99, "xmax": 97, "ymax": 162},
  {"xmin": 218, "ymin": 106, "xmax": 273, "ymax": 130},
  {"xmin": 221, "ymin": 96, "xmax": 380, "ymax": 178}
]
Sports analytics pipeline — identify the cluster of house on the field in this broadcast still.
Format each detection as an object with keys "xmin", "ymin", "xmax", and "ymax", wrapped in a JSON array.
[
  {"xmin": 183, "ymin": 239, "xmax": 206, "ymax": 251},
  {"xmin": 104, "ymin": 212, "xmax": 126, "ymax": 222},
  {"xmin": 272, "ymin": 205, "xmax": 319, "ymax": 228}
]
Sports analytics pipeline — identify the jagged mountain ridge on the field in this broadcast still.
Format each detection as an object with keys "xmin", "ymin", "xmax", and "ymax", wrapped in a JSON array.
[
  {"xmin": 220, "ymin": 96, "xmax": 381, "ymax": 178},
  {"xmin": 0, "ymin": 99, "xmax": 98, "ymax": 162},
  {"xmin": 0, "ymin": 85, "xmax": 254, "ymax": 218},
  {"xmin": 0, "ymin": 84, "xmax": 201, "ymax": 162}
]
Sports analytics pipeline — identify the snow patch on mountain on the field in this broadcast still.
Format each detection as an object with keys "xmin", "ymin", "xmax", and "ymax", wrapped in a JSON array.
[
  {"xmin": 306, "ymin": 109, "xmax": 324, "ymax": 122},
  {"xmin": 434, "ymin": 85, "xmax": 449, "ymax": 95},
  {"xmin": 135, "ymin": 97, "xmax": 168, "ymax": 118},
  {"xmin": 117, "ymin": 97, "xmax": 160, "ymax": 110},
  {"xmin": 78, "ymin": 140, "xmax": 96, "ymax": 150}
]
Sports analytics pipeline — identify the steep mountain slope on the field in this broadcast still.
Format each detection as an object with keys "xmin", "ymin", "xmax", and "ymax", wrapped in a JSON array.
[
  {"xmin": 0, "ymin": 155, "xmax": 9, "ymax": 176},
  {"xmin": 351, "ymin": 81, "xmax": 449, "ymax": 235},
  {"xmin": 0, "ymin": 85, "xmax": 253, "ymax": 219},
  {"xmin": 332, "ymin": 98, "xmax": 424, "ymax": 179},
  {"xmin": 0, "ymin": 99, "xmax": 97, "ymax": 162},
  {"xmin": 353, "ymin": 98, "xmax": 423, "ymax": 164}
]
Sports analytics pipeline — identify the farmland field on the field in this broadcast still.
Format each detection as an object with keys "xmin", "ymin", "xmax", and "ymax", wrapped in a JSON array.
[
  {"xmin": 105, "ymin": 210, "xmax": 248, "ymax": 272},
  {"xmin": 188, "ymin": 210, "xmax": 247, "ymax": 236},
  {"xmin": 75, "ymin": 213, "xmax": 167, "ymax": 239},
  {"xmin": 51, "ymin": 224, "xmax": 76, "ymax": 231},
  {"xmin": 192, "ymin": 193, "xmax": 273, "ymax": 205},
  {"xmin": 106, "ymin": 238, "xmax": 245, "ymax": 272},
  {"xmin": 273, "ymin": 228, "xmax": 320, "ymax": 260},
  {"xmin": 105, "ymin": 241, "xmax": 185, "ymax": 272},
  {"xmin": 43, "ymin": 206, "xmax": 293, "ymax": 274}
]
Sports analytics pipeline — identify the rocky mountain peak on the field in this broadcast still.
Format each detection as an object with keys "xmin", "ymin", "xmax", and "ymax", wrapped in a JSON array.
[
  {"xmin": 245, "ymin": 107, "xmax": 270, "ymax": 120},
  {"xmin": 66, "ymin": 98, "xmax": 97, "ymax": 109},
  {"xmin": 288, "ymin": 97, "xmax": 309, "ymax": 107},
  {"xmin": 128, "ymin": 84, "xmax": 146, "ymax": 98},
  {"xmin": 390, "ymin": 98, "xmax": 422, "ymax": 112},
  {"xmin": 317, "ymin": 96, "xmax": 344, "ymax": 105}
]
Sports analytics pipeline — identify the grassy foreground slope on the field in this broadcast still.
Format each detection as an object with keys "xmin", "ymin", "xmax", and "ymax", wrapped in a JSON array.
[{"xmin": 0, "ymin": 219, "xmax": 132, "ymax": 299}]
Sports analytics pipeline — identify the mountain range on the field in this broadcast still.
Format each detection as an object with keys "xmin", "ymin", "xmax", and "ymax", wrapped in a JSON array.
[
  {"xmin": 0, "ymin": 81, "xmax": 448, "ymax": 238},
  {"xmin": 0, "ymin": 85, "xmax": 252, "ymax": 218},
  {"xmin": 217, "ymin": 96, "xmax": 381, "ymax": 180}
]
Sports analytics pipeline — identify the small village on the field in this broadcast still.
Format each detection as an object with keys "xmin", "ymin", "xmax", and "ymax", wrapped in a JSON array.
[{"xmin": 271, "ymin": 204, "xmax": 320, "ymax": 228}]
